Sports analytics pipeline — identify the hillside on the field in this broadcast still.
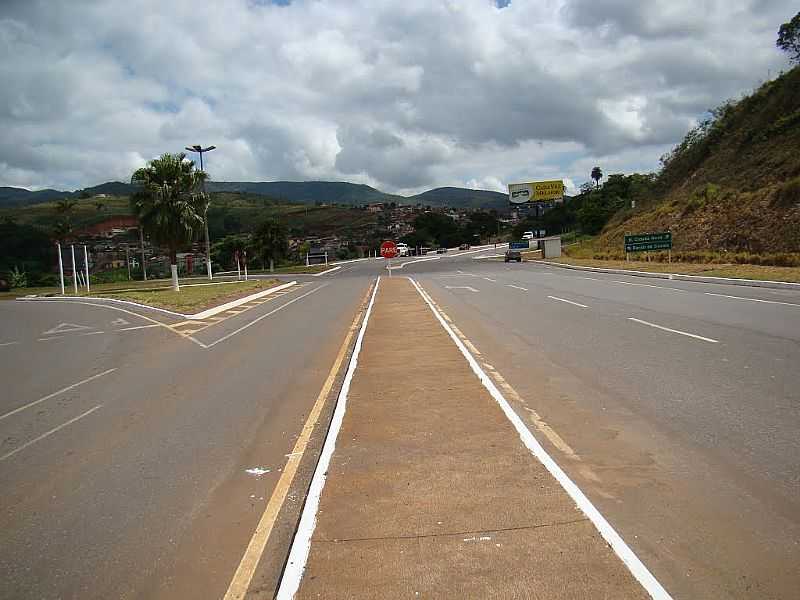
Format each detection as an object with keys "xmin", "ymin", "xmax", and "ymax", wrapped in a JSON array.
[
  {"xmin": 0, "ymin": 180, "xmax": 507, "ymax": 210},
  {"xmin": 407, "ymin": 187, "xmax": 507, "ymax": 210},
  {"xmin": 591, "ymin": 65, "xmax": 800, "ymax": 257}
]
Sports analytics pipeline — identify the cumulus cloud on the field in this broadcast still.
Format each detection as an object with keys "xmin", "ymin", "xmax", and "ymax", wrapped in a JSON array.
[{"xmin": 0, "ymin": 0, "xmax": 794, "ymax": 193}]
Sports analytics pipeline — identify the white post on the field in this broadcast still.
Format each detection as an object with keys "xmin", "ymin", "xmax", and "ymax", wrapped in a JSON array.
[
  {"xmin": 244, "ymin": 251, "xmax": 248, "ymax": 281},
  {"xmin": 56, "ymin": 242, "xmax": 65, "ymax": 295},
  {"xmin": 170, "ymin": 264, "xmax": 180, "ymax": 291},
  {"xmin": 71, "ymin": 245, "xmax": 78, "ymax": 294},
  {"xmin": 236, "ymin": 256, "xmax": 241, "ymax": 281},
  {"xmin": 325, "ymin": 251, "xmax": 328, "ymax": 266},
  {"xmin": 387, "ymin": 257, "xmax": 392, "ymax": 277},
  {"xmin": 125, "ymin": 245, "xmax": 131, "ymax": 281},
  {"xmin": 306, "ymin": 252, "xmax": 309, "ymax": 267},
  {"xmin": 83, "ymin": 245, "xmax": 90, "ymax": 293}
]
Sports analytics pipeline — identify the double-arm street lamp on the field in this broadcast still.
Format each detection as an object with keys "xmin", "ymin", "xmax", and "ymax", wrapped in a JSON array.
[{"xmin": 185, "ymin": 144, "xmax": 216, "ymax": 280}]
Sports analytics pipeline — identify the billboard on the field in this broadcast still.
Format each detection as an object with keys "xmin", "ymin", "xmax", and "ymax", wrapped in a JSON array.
[{"xmin": 508, "ymin": 180, "xmax": 565, "ymax": 204}]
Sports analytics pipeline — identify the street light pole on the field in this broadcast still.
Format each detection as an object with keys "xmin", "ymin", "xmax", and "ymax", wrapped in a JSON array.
[{"xmin": 185, "ymin": 144, "xmax": 216, "ymax": 280}]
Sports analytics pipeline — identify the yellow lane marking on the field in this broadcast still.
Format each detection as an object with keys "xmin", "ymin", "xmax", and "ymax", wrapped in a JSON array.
[{"xmin": 223, "ymin": 282, "xmax": 374, "ymax": 600}]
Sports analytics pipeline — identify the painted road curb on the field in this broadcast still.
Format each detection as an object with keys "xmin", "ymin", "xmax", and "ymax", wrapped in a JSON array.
[
  {"xmin": 17, "ymin": 281, "xmax": 298, "ymax": 320},
  {"xmin": 536, "ymin": 260, "xmax": 800, "ymax": 291}
]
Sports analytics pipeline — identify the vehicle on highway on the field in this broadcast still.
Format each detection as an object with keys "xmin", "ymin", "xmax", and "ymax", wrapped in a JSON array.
[
  {"xmin": 436, "ymin": 247, "xmax": 448, "ymax": 254},
  {"xmin": 396, "ymin": 242, "xmax": 409, "ymax": 257},
  {"xmin": 504, "ymin": 249, "xmax": 522, "ymax": 262},
  {"xmin": 522, "ymin": 231, "xmax": 534, "ymax": 240},
  {"xmin": 459, "ymin": 243, "xmax": 471, "ymax": 250}
]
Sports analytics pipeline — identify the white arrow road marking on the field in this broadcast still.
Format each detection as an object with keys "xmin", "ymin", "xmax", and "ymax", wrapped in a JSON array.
[
  {"xmin": 42, "ymin": 323, "xmax": 93, "ymax": 335},
  {"xmin": 110, "ymin": 318, "xmax": 130, "ymax": 326},
  {"xmin": 444, "ymin": 286, "xmax": 479, "ymax": 292}
]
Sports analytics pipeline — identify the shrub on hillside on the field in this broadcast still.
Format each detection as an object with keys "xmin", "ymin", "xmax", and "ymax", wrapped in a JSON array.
[{"xmin": 773, "ymin": 176, "xmax": 800, "ymax": 207}]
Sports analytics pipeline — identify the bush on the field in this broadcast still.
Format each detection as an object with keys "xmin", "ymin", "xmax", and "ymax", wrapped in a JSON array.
[{"xmin": 773, "ymin": 176, "xmax": 800, "ymax": 207}]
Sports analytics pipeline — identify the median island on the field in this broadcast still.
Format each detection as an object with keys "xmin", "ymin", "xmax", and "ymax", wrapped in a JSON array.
[{"xmin": 99, "ymin": 279, "xmax": 281, "ymax": 312}]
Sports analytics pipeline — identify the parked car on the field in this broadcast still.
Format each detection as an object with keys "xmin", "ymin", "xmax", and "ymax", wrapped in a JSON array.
[
  {"xmin": 522, "ymin": 231, "xmax": 534, "ymax": 240},
  {"xmin": 504, "ymin": 249, "xmax": 522, "ymax": 263},
  {"xmin": 458, "ymin": 243, "xmax": 471, "ymax": 250},
  {"xmin": 436, "ymin": 247, "xmax": 448, "ymax": 254}
]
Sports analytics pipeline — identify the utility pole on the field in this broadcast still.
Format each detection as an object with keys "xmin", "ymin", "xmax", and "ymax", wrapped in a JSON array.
[
  {"xmin": 56, "ymin": 242, "xmax": 65, "ymax": 295},
  {"xmin": 125, "ymin": 245, "xmax": 131, "ymax": 281},
  {"xmin": 185, "ymin": 144, "xmax": 216, "ymax": 281}
]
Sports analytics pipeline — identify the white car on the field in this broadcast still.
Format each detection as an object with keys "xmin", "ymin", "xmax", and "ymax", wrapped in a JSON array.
[
  {"xmin": 522, "ymin": 231, "xmax": 534, "ymax": 240},
  {"xmin": 396, "ymin": 243, "xmax": 410, "ymax": 257}
]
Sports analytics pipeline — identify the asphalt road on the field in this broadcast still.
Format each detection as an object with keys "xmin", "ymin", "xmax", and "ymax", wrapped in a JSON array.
[{"xmin": 1, "ymin": 248, "xmax": 798, "ymax": 599}]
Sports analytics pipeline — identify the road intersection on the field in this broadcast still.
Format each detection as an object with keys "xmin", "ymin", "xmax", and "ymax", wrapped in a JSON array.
[{"xmin": 1, "ymin": 247, "xmax": 798, "ymax": 598}]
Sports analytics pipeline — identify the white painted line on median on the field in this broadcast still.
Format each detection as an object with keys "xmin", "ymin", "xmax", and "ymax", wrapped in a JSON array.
[
  {"xmin": 483, "ymin": 277, "xmax": 497, "ymax": 282},
  {"xmin": 0, "ymin": 341, "xmax": 20, "ymax": 347},
  {"xmin": 0, "ymin": 404, "xmax": 103, "ymax": 462},
  {"xmin": 628, "ymin": 318, "xmax": 719, "ymax": 343},
  {"xmin": 444, "ymin": 285, "xmax": 479, "ymax": 292},
  {"xmin": 80, "ymin": 331, "xmax": 105, "ymax": 336},
  {"xmin": 704, "ymin": 292, "xmax": 800, "ymax": 307},
  {"xmin": 409, "ymin": 277, "xmax": 672, "ymax": 600},
  {"xmin": 276, "ymin": 278, "xmax": 381, "ymax": 600},
  {"xmin": 507, "ymin": 284, "xmax": 528, "ymax": 291},
  {"xmin": 547, "ymin": 295, "xmax": 589, "ymax": 308},
  {"xmin": 204, "ymin": 284, "xmax": 329, "ymax": 348},
  {"xmin": 117, "ymin": 324, "xmax": 161, "ymax": 332},
  {"xmin": 224, "ymin": 280, "xmax": 377, "ymax": 600},
  {"xmin": 313, "ymin": 266, "xmax": 341, "ymax": 277},
  {"xmin": 0, "ymin": 368, "xmax": 116, "ymax": 422},
  {"xmin": 190, "ymin": 281, "xmax": 297, "ymax": 319}
]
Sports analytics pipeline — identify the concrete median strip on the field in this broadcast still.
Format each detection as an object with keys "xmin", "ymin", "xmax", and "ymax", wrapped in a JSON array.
[{"xmin": 277, "ymin": 277, "xmax": 670, "ymax": 599}]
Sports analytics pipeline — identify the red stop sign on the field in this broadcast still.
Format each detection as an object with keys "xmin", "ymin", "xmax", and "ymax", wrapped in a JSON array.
[{"xmin": 380, "ymin": 241, "xmax": 398, "ymax": 259}]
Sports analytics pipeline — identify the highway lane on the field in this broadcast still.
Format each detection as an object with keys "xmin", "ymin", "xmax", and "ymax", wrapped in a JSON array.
[
  {"xmin": 404, "ymin": 255, "xmax": 800, "ymax": 599},
  {"xmin": 0, "ymin": 263, "xmax": 381, "ymax": 600}
]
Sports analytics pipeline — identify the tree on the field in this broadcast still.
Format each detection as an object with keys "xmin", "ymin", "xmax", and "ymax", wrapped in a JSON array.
[
  {"xmin": 130, "ymin": 153, "xmax": 206, "ymax": 291},
  {"xmin": 591, "ymin": 166, "xmax": 603, "ymax": 187},
  {"xmin": 777, "ymin": 12, "xmax": 800, "ymax": 63},
  {"xmin": 251, "ymin": 218, "xmax": 288, "ymax": 273}
]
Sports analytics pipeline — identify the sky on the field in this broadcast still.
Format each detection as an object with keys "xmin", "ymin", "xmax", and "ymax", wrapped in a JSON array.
[{"xmin": 0, "ymin": 0, "xmax": 795, "ymax": 196}]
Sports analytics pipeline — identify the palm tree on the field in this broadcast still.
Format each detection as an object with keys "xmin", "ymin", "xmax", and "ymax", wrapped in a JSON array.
[
  {"xmin": 252, "ymin": 218, "xmax": 288, "ymax": 273},
  {"xmin": 130, "ymin": 153, "xmax": 206, "ymax": 291},
  {"xmin": 591, "ymin": 166, "xmax": 603, "ymax": 187}
]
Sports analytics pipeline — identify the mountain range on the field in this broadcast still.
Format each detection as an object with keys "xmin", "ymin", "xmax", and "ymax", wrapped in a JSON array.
[{"xmin": 0, "ymin": 181, "xmax": 510, "ymax": 211}]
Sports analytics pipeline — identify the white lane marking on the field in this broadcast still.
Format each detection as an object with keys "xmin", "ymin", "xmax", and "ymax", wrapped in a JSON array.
[
  {"xmin": 42, "ymin": 322, "xmax": 92, "ymax": 335},
  {"xmin": 704, "ymin": 292, "xmax": 800, "ymax": 307},
  {"xmin": 612, "ymin": 280, "xmax": 686, "ymax": 292},
  {"xmin": 224, "ymin": 282, "xmax": 375, "ymax": 600},
  {"xmin": 0, "ymin": 341, "xmax": 20, "ymax": 347},
  {"xmin": 0, "ymin": 405, "xmax": 103, "ymax": 462},
  {"xmin": 15, "ymin": 299, "xmax": 169, "ymax": 328},
  {"xmin": 580, "ymin": 276, "xmax": 601, "ymax": 281},
  {"xmin": 628, "ymin": 318, "xmax": 719, "ymax": 343},
  {"xmin": 0, "ymin": 368, "xmax": 117, "ymax": 422},
  {"xmin": 483, "ymin": 277, "xmax": 497, "ymax": 282},
  {"xmin": 80, "ymin": 331, "xmax": 105, "ymax": 336},
  {"xmin": 37, "ymin": 336, "xmax": 66, "ymax": 342},
  {"xmin": 507, "ymin": 284, "xmax": 528, "ymax": 291},
  {"xmin": 117, "ymin": 324, "xmax": 161, "ymax": 332},
  {"xmin": 204, "ymin": 284, "xmax": 329, "ymax": 348},
  {"xmin": 547, "ymin": 295, "xmax": 589, "ymax": 308},
  {"xmin": 409, "ymin": 278, "xmax": 672, "ymax": 600},
  {"xmin": 444, "ymin": 286, "xmax": 479, "ymax": 292},
  {"xmin": 110, "ymin": 318, "xmax": 130, "ymax": 326},
  {"xmin": 276, "ymin": 278, "xmax": 382, "ymax": 600},
  {"xmin": 313, "ymin": 266, "xmax": 341, "ymax": 277}
]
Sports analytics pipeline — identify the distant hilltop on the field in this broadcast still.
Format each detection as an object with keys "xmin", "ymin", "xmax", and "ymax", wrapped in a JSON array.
[{"xmin": 0, "ymin": 181, "xmax": 511, "ymax": 211}]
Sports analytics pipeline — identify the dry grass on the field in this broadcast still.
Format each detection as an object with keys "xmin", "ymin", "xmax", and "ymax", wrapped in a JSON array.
[{"xmin": 548, "ymin": 257, "xmax": 800, "ymax": 283}]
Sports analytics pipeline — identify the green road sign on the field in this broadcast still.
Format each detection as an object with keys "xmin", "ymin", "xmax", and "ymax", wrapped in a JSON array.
[{"xmin": 624, "ymin": 232, "xmax": 672, "ymax": 253}]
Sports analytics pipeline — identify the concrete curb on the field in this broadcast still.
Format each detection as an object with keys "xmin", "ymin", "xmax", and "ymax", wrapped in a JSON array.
[
  {"xmin": 536, "ymin": 260, "xmax": 800, "ymax": 290},
  {"xmin": 16, "ymin": 281, "xmax": 298, "ymax": 319}
]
